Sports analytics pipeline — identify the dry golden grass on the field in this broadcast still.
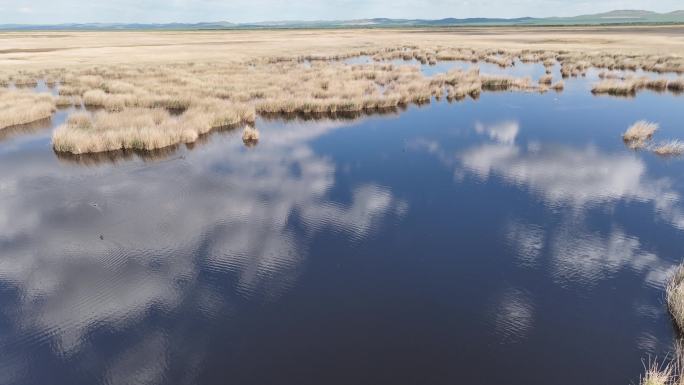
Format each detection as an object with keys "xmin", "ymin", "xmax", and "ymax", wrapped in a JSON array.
[
  {"xmin": 0, "ymin": 89, "xmax": 55, "ymax": 130},
  {"xmin": 242, "ymin": 125, "xmax": 260, "ymax": 146},
  {"xmin": 52, "ymin": 99, "xmax": 254, "ymax": 154},
  {"xmin": 623, "ymin": 121, "xmax": 658, "ymax": 149},
  {"xmin": 550, "ymin": 80, "xmax": 565, "ymax": 91},
  {"xmin": 55, "ymin": 95, "xmax": 80, "ymax": 108},
  {"xmin": 592, "ymin": 77, "xmax": 673, "ymax": 96},
  {"xmin": 0, "ymin": 28, "xmax": 683, "ymax": 153},
  {"xmin": 538, "ymin": 74, "xmax": 553, "ymax": 85},
  {"xmin": 669, "ymin": 78, "xmax": 684, "ymax": 93},
  {"xmin": 1, "ymin": 26, "xmax": 684, "ymax": 70},
  {"xmin": 668, "ymin": 265, "xmax": 684, "ymax": 333},
  {"xmin": 653, "ymin": 141, "xmax": 684, "ymax": 157},
  {"xmin": 480, "ymin": 74, "xmax": 533, "ymax": 91},
  {"xmin": 641, "ymin": 361, "xmax": 675, "ymax": 385},
  {"xmin": 47, "ymin": 58, "xmax": 550, "ymax": 153},
  {"xmin": 636, "ymin": 267, "xmax": 684, "ymax": 385}
]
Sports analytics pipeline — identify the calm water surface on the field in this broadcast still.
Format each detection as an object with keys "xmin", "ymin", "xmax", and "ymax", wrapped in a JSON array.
[{"xmin": 1, "ymin": 64, "xmax": 684, "ymax": 385}]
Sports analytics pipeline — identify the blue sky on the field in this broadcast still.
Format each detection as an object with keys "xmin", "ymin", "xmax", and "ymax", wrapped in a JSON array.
[{"xmin": 0, "ymin": 0, "xmax": 682, "ymax": 24}]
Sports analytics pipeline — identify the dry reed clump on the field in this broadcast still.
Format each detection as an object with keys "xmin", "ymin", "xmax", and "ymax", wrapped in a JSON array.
[
  {"xmin": 0, "ymin": 90, "xmax": 56, "ymax": 130},
  {"xmin": 242, "ymin": 125, "xmax": 260, "ymax": 146},
  {"xmin": 538, "ymin": 74, "xmax": 553, "ymax": 85},
  {"xmin": 550, "ymin": 81, "xmax": 565, "ymax": 91},
  {"xmin": 640, "ymin": 360, "xmax": 675, "ymax": 385},
  {"xmin": 592, "ymin": 77, "xmax": 672, "ymax": 96},
  {"xmin": 54, "ymin": 59, "xmax": 522, "ymax": 153},
  {"xmin": 635, "ymin": 266, "xmax": 684, "ymax": 385},
  {"xmin": 480, "ymin": 75, "xmax": 534, "ymax": 91},
  {"xmin": 53, "ymin": 99, "xmax": 254, "ymax": 154},
  {"xmin": 623, "ymin": 121, "xmax": 658, "ymax": 149},
  {"xmin": 668, "ymin": 78, "xmax": 684, "ymax": 93},
  {"xmin": 653, "ymin": 140, "xmax": 684, "ymax": 157},
  {"xmin": 667, "ymin": 265, "xmax": 684, "ymax": 333},
  {"xmin": 40, "ymin": 43, "xmax": 684, "ymax": 154},
  {"xmin": 11, "ymin": 75, "xmax": 39, "ymax": 88},
  {"xmin": 55, "ymin": 95, "xmax": 83, "ymax": 108}
]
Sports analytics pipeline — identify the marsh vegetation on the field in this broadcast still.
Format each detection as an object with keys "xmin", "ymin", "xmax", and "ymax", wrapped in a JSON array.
[
  {"xmin": 0, "ymin": 89, "xmax": 55, "ymax": 130},
  {"xmin": 1, "ymin": 42, "xmax": 682, "ymax": 154}
]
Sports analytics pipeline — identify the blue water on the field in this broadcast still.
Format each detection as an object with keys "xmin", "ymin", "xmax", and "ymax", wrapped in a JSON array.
[{"xmin": 0, "ymin": 67, "xmax": 683, "ymax": 385}]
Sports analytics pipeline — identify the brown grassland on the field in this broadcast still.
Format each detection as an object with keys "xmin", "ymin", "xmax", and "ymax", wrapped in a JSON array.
[{"xmin": 1, "ymin": 26, "xmax": 684, "ymax": 153}]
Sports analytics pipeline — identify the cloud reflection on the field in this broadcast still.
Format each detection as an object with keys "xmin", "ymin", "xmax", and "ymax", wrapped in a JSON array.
[
  {"xmin": 412, "ymin": 120, "xmax": 682, "ymax": 288},
  {"xmin": 0, "ymin": 119, "xmax": 406, "ymax": 377},
  {"xmin": 493, "ymin": 287, "xmax": 534, "ymax": 343}
]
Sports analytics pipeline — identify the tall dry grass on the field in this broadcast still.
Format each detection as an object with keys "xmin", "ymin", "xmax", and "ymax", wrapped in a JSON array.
[
  {"xmin": 242, "ymin": 125, "xmax": 260, "ymax": 147},
  {"xmin": 0, "ymin": 90, "xmax": 56, "ymax": 130},
  {"xmin": 49, "ymin": 57, "xmax": 551, "ymax": 154},
  {"xmin": 53, "ymin": 100, "xmax": 254, "ymax": 154},
  {"xmin": 623, "ymin": 121, "xmax": 658, "ymax": 149},
  {"xmin": 654, "ymin": 141, "xmax": 684, "ymax": 157},
  {"xmin": 668, "ymin": 265, "xmax": 684, "ymax": 333},
  {"xmin": 641, "ymin": 360, "xmax": 676, "ymax": 385},
  {"xmin": 643, "ymin": 266, "xmax": 684, "ymax": 385},
  {"xmin": 0, "ymin": 39, "xmax": 670, "ymax": 154},
  {"xmin": 593, "ymin": 77, "xmax": 675, "ymax": 96}
]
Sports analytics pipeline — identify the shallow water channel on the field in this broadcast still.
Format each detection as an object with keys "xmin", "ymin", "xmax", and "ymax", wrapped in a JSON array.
[{"xmin": 1, "ymin": 61, "xmax": 684, "ymax": 385}]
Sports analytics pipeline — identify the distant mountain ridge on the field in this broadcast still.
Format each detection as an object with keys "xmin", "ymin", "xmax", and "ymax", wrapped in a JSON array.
[{"xmin": 2, "ymin": 10, "xmax": 684, "ymax": 30}]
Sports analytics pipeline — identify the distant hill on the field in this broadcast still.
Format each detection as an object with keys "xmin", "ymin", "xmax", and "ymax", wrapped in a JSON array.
[
  {"xmin": 2, "ymin": 10, "xmax": 684, "ymax": 30},
  {"xmin": 536, "ymin": 9, "xmax": 684, "ymax": 25}
]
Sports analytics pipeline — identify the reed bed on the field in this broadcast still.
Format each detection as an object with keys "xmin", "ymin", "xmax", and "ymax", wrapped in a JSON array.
[
  {"xmin": 623, "ymin": 121, "xmax": 658, "ymax": 149},
  {"xmin": 0, "ymin": 90, "xmax": 56, "ymax": 130},
  {"xmin": 52, "ymin": 100, "xmax": 254, "ymax": 154},
  {"xmin": 669, "ymin": 265, "xmax": 684, "ymax": 337},
  {"xmin": 538, "ymin": 74, "xmax": 553, "ymax": 85},
  {"xmin": 592, "ymin": 77, "xmax": 672, "ymax": 96},
  {"xmin": 653, "ymin": 141, "xmax": 684, "ymax": 157},
  {"xmin": 640, "ymin": 361, "xmax": 675, "ymax": 385},
  {"xmin": 44, "ymin": 58, "xmax": 553, "ymax": 154},
  {"xmin": 645, "ymin": 266, "xmax": 684, "ymax": 385},
  {"xmin": 550, "ymin": 81, "xmax": 565, "ymax": 91},
  {"xmin": 0, "ymin": 39, "xmax": 680, "ymax": 154},
  {"xmin": 669, "ymin": 79, "xmax": 684, "ymax": 93},
  {"xmin": 242, "ymin": 125, "xmax": 260, "ymax": 147}
]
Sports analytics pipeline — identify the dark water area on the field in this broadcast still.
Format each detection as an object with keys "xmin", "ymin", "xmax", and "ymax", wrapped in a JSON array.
[{"xmin": 1, "ymin": 65, "xmax": 684, "ymax": 385}]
